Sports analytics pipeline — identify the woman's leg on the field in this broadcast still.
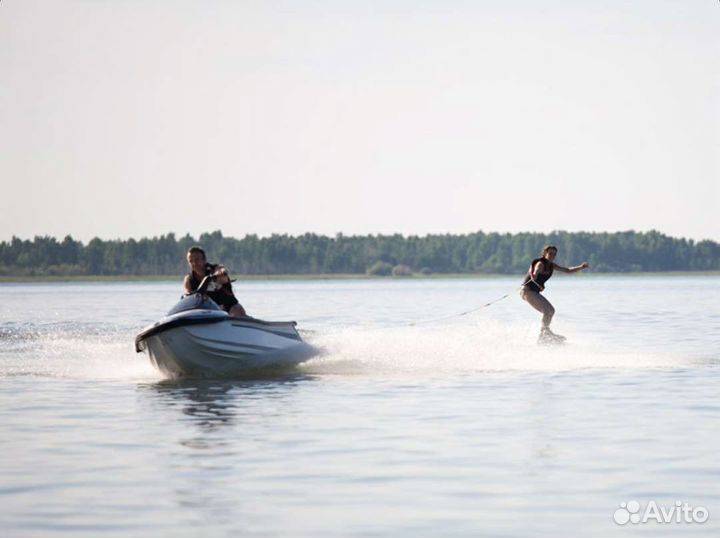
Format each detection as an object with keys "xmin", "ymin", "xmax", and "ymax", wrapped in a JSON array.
[{"xmin": 521, "ymin": 290, "xmax": 555, "ymax": 328}]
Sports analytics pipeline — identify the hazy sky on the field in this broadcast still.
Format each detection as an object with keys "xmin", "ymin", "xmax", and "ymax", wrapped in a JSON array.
[{"xmin": 1, "ymin": 0, "xmax": 718, "ymax": 242}]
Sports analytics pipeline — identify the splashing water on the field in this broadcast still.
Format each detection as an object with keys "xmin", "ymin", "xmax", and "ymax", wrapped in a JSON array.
[
  {"xmin": 0, "ymin": 316, "xmax": 687, "ymax": 382},
  {"xmin": 301, "ymin": 319, "xmax": 688, "ymax": 377},
  {"xmin": 0, "ymin": 322, "xmax": 159, "ymax": 380}
]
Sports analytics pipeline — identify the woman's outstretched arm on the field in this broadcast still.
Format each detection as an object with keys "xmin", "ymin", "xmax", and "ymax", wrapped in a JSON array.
[{"xmin": 554, "ymin": 262, "xmax": 590, "ymax": 273}]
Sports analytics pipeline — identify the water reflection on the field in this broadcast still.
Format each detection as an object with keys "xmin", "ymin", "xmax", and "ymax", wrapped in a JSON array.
[
  {"xmin": 138, "ymin": 374, "xmax": 314, "ymax": 436},
  {"xmin": 131, "ymin": 376, "xmax": 309, "ymax": 524},
  {"xmin": 151, "ymin": 380, "xmax": 238, "ymax": 432}
]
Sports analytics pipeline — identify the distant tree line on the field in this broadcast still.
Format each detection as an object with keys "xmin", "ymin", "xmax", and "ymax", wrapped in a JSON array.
[{"xmin": 0, "ymin": 230, "xmax": 719, "ymax": 277}]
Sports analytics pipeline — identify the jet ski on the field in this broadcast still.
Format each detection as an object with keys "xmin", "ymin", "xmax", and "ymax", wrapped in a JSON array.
[{"xmin": 135, "ymin": 276, "xmax": 316, "ymax": 378}]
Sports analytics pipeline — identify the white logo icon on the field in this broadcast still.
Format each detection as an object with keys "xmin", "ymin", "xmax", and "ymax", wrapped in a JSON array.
[
  {"xmin": 613, "ymin": 500, "xmax": 641, "ymax": 525},
  {"xmin": 614, "ymin": 500, "xmax": 709, "ymax": 525}
]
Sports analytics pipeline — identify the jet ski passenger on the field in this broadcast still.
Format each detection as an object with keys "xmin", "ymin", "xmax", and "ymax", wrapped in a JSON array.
[{"xmin": 183, "ymin": 246, "xmax": 247, "ymax": 317}]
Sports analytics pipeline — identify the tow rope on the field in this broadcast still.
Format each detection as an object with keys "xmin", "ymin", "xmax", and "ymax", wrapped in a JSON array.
[{"xmin": 407, "ymin": 285, "xmax": 523, "ymax": 326}]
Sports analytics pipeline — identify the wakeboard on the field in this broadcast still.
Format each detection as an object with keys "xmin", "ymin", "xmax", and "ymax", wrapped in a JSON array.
[{"xmin": 537, "ymin": 331, "xmax": 567, "ymax": 346}]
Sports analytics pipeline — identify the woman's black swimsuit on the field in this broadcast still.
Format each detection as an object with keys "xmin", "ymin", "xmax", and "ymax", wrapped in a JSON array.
[{"xmin": 522, "ymin": 257, "xmax": 554, "ymax": 293}]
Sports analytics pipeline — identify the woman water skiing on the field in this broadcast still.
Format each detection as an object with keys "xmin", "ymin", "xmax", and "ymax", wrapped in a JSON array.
[{"xmin": 521, "ymin": 245, "xmax": 589, "ymax": 343}]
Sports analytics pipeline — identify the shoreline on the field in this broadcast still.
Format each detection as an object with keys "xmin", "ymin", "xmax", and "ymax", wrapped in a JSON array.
[{"xmin": 1, "ymin": 271, "xmax": 719, "ymax": 283}]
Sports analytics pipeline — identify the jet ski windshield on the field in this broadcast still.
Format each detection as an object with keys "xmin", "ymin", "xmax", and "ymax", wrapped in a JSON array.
[{"xmin": 167, "ymin": 293, "xmax": 223, "ymax": 316}]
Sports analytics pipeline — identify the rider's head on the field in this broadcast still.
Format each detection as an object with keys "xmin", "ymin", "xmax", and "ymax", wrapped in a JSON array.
[
  {"xmin": 187, "ymin": 246, "xmax": 207, "ymax": 274},
  {"xmin": 542, "ymin": 245, "xmax": 558, "ymax": 261}
]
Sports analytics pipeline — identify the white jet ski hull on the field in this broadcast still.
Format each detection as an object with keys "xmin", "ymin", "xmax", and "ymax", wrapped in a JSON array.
[{"xmin": 138, "ymin": 317, "xmax": 315, "ymax": 378}]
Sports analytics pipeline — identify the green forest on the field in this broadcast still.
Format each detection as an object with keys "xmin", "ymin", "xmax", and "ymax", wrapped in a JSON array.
[{"xmin": 1, "ymin": 230, "xmax": 719, "ymax": 277}]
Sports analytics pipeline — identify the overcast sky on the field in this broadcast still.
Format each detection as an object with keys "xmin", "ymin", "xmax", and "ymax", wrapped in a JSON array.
[{"xmin": 1, "ymin": 0, "xmax": 718, "ymax": 242}]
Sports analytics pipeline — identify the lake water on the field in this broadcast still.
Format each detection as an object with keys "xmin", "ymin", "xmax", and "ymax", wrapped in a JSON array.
[{"xmin": 0, "ymin": 277, "xmax": 718, "ymax": 537}]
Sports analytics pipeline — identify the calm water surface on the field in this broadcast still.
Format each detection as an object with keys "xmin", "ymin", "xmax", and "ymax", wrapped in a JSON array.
[{"xmin": 1, "ymin": 277, "xmax": 718, "ymax": 537}]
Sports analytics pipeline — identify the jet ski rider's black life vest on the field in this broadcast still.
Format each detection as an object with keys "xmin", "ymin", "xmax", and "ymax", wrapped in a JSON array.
[
  {"xmin": 522, "ymin": 257, "xmax": 554, "ymax": 293},
  {"xmin": 187, "ymin": 262, "xmax": 239, "ymax": 311}
]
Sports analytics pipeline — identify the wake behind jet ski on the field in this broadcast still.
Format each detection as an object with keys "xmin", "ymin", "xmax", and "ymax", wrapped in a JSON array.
[{"xmin": 135, "ymin": 275, "xmax": 316, "ymax": 378}]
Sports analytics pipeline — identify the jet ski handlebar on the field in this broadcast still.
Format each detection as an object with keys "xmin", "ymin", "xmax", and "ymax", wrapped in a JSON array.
[{"xmin": 187, "ymin": 271, "xmax": 236, "ymax": 297}]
